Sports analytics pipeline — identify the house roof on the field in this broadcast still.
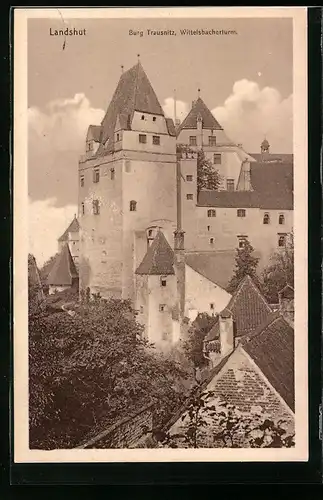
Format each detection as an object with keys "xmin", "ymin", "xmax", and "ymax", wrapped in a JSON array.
[
  {"xmin": 135, "ymin": 231, "xmax": 175, "ymax": 275},
  {"xmin": 177, "ymin": 97, "xmax": 223, "ymax": 133},
  {"xmin": 250, "ymin": 153, "xmax": 293, "ymax": 164},
  {"xmin": 99, "ymin": 61, "xmax": 164, "ymax": 151},
  {"xmin": 205, "ymin": 275, "xmax": 272, "ymax": 341},
  {"xmin": 58, "ymin": 216, "xmax": 79, "ymax": 242},
  {"xmin": 242, "ymin": 312, "xmax": 295, "ymax": 411},
  {"xmin": 279, "ymin": 284, "xmax": 294, "ymax": 299},
  {"xmin": 165, "ymin": 117, "xmax": 176, "ymax": 137},
  {"xmin": 197, "ymin": 162, "xmax": 293, "ymax": 210},
  {"xmin": 87, "ymin": 125, "xmax": 102, "ymax": 143},
  {"xmin": 47, "ymin": 244, "xmax": 79, "ymax": 286},
  {"xmin": 185, "ymin": 250, "xmax": 237, "ymax": 289}
]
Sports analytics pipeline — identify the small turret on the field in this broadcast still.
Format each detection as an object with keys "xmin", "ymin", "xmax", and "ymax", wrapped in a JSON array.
[{"xmin": 260, "ymin": 138, "xmax": 270, "ymax": 161}]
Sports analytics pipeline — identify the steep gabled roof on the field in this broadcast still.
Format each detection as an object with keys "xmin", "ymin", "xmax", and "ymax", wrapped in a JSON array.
[
  {"xmin": 226, "ymin": 275, "xmax": 272, "ymax": 338},
  {"xmin": 242, "ymin": 312, "xmax": 295, "ymax": 411},
  {"xmin": 58, "ymin": 217, "xmax": 79, "ymax": 242},
  {"xmin": 135, "ymin": 231, "xmax": 174, "ymax": 275},
  {"xmin": 100, "ymin": 61, "xmax": 164, "ymax": 150},
  {"xmin": 197, "ymin": 162, "xmax": 293, "ymax": 210},
  {"xmin": 47, "ymin": 244, "xmax": 79, "ymax": 286},
  {"xmin": 185, "ymin": 250, "xmax": 237, "ymax": 289},
  {"xmin": 177, "ymin": 97, "xmax": 223, "ymax": 133}
]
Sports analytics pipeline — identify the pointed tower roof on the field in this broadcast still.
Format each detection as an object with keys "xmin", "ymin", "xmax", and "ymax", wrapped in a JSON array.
[
  {"xmin": 177, "ymin": 97, "xmax": 223, "ymax": 133},
  {"xmin": 100, "ymin": 61, "xmax": 164, "ymax": 148},
  {"xmin": 47, "ymin": 244, "xmax": 79, "ymax": 286},
  {"xmin": 58, "ymin": 216, "xmax": 79, "ymax": 242},
  {"xmin": 135, "ymin": 231, "xmax": 175, "ymax": 275}
]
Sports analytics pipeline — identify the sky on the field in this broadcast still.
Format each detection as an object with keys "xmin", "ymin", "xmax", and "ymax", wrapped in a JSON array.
[{"xmin": 28, "ymin": 16, "xmax": 293, "ymax": 265}]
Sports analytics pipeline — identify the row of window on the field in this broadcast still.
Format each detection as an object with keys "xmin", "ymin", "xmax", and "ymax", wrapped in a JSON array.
[
  {"xmin": 81, "ymin": 199, "xmax": 137, "ymax": 215},
  {"xmin": 139, "ymin": 134, "xmax": 160, "ymax": 145},
  {"xmin": 204, "ymin": 234, "xmax": 287, "ymax": 249},
  {"xmin": 189, "ymin": 136, "xmax": 218, "ymax": 147},
  {"xmin": 207, "ymin": 209, "xmax": 286, "ymax": 224},
  {"xmin": 81, "ymin": 162, "xmax": 135, "ymax": 187}
]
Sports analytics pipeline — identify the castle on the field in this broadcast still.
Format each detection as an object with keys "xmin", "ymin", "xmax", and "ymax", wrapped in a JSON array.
[{"xmin": 56, "ymin": 60, "xmax": 293, "ymax": 347}]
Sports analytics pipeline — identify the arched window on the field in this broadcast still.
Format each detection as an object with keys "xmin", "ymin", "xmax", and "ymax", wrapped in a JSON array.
[
  {"xmin": 130, "ymin": 200, "xmax": 137, "ymax": 212},
  {"xmin": 207, "ymin": 209, "xmax": 216, "ymax": 217},
  {"xmin": 263, "ymin": 212, "xmax": 270, "ymax": 224},
  {"xmin": 278, "ymin": 234, "xmax": 286, "ymax": 247},
  {"xmin": 279, "ymin": 214, "xmax": 285, "ymax": 225}
]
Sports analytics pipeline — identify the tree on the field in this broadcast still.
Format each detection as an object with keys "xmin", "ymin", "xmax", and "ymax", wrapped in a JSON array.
[
  {"xmin": 176, "ymin": 144, "xmax": 222, "ymax": 194},
  {"xmin": 182, "ymin": 313, "xmax": 217, "ymax": 371},
  {"xmin": 227, "ymin": 239, "xmax": 260, "ymax": 293},
  {"xmin": 160, "ymin": 390, "xmax": 295, "ymax": 449},
  {"xmin": 261, "ymin": 231, "xmax": 294, "ymax": 304},
  {"xmin": 29, "ymin": 296, "xmax": 191, "ymax": 449}
]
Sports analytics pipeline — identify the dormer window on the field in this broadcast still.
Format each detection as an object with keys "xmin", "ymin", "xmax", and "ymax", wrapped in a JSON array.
[
  {"xmin": 263, "ymin": 212, "xmax": 270, "ymax": 225},
  {"xmin": 139, "ymin": 134, "xmax": 147, "ymax": 144},
  {"xmin": 130, "ymin": 200, "xmax": 137, "ymax": 212}
]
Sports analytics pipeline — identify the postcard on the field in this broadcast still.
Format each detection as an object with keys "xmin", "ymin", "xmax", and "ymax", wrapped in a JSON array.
[{"xmin": 14, "ymin": 7, "xmax": 308, "ymax": 463}]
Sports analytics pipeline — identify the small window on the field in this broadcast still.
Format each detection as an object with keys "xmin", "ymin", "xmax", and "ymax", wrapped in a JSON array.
[
  {"xmin": 209, "ymin": 238, "xmax": 214, "ymax": 245},
  {"xmin": 110, "ymin": 168, "xmax": 115, "ymax": 180},
  {"xmin": 81, "ymin": 202, "xmax": 85, "ymax": 215},
  {"xmin": 189, "ymin": 136, "xmax": 197, "ymax": 146},
  {"xmin": 153, "ymin": 116, "xmax": 156, "ymax": 122},
  {"xmin": 125, "ymin": 160, "xmax": 131, "ymax": 173},
  {"xmin": 101, "ymin": 250, "xmax": 107, "ymax": 263},
  {"xmin": 139, "ymin": 134, "xmax": 147, "ymax": 144},
  {"xmin": 130, "ymin": 200, "xmax": 137, "ymax": 212},
  {"xmin": 116, "ymin": 133, "xmax": 120, "ymax": 142},
  {"xmin": 141, "ymin": 115, "xmax": 145, "ymax": 120},
  {"xmin": 162, "ymin": 331, "xmax": 171, "ymax": 341},
  {"xmin": 186, "ymin": 175, "xmax": 193, "ymax": 182},
  {"xmin": 93, "ymin": 169, "xmax": 100, "ymax": 183},
  {"xmin": 93, "ymin": 199, "xmax": 100, "ymax": 215},
  {"xmin": 87, "ymin": 140, "xmax": 93, "ymax": 152},
  {"xmin": 148, "ymin": 229, "xmax": 153, "ymax": 237},
  {"xmin": 209, "ymin": 136, "xmax": 217, "ymax": 146},
  {"xmin": 160, "ymin": 277, "xmax": 167, "ymax": 287},
  {"xmin": 263, "ymin": 212, "xmax": 270, "ymax": 225},
  {"xmin": 140, "ymin": 306, "xmax": 144, "ymax": 314},
  {"xmin": 278, "ymin": 234, "xmax": 286, "ymax": 247},
  {"xmin": 210, "ymin": 303, "xmax": 214, "ymax": 310},
  {"xmin": 226, "ymin": 179, "xmax": 234, "ymax": 191},
  {"xmin": 213, "ymin": 153, "xmax": 221, "ymax": 165},
  {"xmin": 152, "ymin": 135, "xmax": 160, "ymax": 145},
  {"xmin": 207, "ymin": 225, "xmax": 210, "ymax": 231},
  {"xmin": 80, "ymin": 176, "xmax": 84, "ymax": 187},
  {"xmin": 238, "ymin": 236, "xmax": 247, "ymax": 249},
  {"xmin": 207, "ymin": 209, "xmax": 216, "ymax": 217},
  {"xmin": 237, "ymin": 209, "xmax": 246, "ymax": 218},
  {"xmin": 279, "ymin": 214, "xmax": 285, "ymax": 225},
  {"xmin": 159, "ymin": 304, "xmax": 166, "ymax": 312},
  {"xmin": 186, "ymin": 194, "xmax": 193, "ymax": 200}
]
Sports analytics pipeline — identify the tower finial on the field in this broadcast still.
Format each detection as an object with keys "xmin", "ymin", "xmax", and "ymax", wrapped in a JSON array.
[
  {"xmin": 137, "ymin": 53, "xmax": 140, "ymax": 62},
  {"xmin": 121, "ymin": 65, "xmax": 124, "ymax": 74},
  {"xmin": 198, "ymin": 88, "xmax": 201, "ymax": 98}
]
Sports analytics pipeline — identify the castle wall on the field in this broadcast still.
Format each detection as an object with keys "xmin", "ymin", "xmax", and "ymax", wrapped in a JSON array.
[{"xmin": 147, "ymin": 275, "xmax": 177, "ymax": 347}]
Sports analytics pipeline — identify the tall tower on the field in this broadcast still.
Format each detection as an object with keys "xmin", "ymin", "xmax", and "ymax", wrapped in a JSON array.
[{"xmin": 78, "ymin": 61, "xmax": 177, "ymax": 301}]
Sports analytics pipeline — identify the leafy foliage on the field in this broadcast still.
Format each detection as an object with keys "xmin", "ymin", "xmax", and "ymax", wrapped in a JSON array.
[
  {"xmin": 160, "ymin": 390, "xmax": 295, "ymax": 449},
  {"xmin": 182, "ymin": 313, "xmax": 217, "ymax": 370},
  {"xmin": 227, "ymin": 239, "xmax": 260, "ymax": 293},
  {"xmin": 29, "ymin": 294, "xmax": 190, "ymax": 449},
  {"xmin": 261, "ymin": 231, "xmax": 294, "ymax": 304}
]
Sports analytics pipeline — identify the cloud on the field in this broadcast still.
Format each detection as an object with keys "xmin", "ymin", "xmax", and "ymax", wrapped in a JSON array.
[
  {"xmin": 28, "ymin": 93, "xmax": 104, "ymax": 208},
  {"xmin": 29, "ymin": 197, "xmax": 77, "ymax": 267},
  {"xmin": 162, "ymin": 97, "xmax": 189, "ymax": 123},
  {"xmin": 212, "ymin": 79, "xmax": 293, "ymax": 153}
]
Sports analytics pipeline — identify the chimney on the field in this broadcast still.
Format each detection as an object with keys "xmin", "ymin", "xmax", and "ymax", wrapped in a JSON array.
[
  {"xmin": 219, "ymin": 309, "xmax": 234, "ymax": 356},
  {"xmin": 278, "ymin": 285, "xmax": 294, "ymax": 327}
]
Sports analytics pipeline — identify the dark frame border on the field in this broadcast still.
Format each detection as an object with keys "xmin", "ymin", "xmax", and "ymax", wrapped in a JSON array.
[{"xmin": 5, "ymin": 6, "xmax": 322, "ymax": 487}]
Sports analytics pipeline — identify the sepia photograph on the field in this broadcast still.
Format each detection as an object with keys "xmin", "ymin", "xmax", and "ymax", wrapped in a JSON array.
[{"xmin": 14, "ymin": 7, "xmax": 308, "ymax": 462}]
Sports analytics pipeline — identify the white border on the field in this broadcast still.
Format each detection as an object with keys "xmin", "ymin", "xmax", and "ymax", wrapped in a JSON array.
[{"xmin": 14, "ymin": 7, "xmax": 308, "ymax": 463}]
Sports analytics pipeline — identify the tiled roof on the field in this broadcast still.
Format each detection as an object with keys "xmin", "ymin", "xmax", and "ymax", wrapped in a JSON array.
[
  {"xmin": 185, "ymin": 250, "xmax": 237, "ymax": 289},
  {"xmin": 177, "ymin": 97, "xmax": 223, "ymax": 133},
  {"xmin": 197, "ymin": 162, "xmax": 293, "ymax": 210},
  {"xmin": 165, "ymin": 118, "xmax": 176, "ymax": 137},
  {"xmin": 87, "ymin": 125, "xmax": 102, "ymax": 143},
  {"xmin": 100, "ymin": 62, "xmax": 164, "ymax": 150},
  {"xmin": 242, "ymin": 312, "xmax": 295, "ymax": 411},
  {"xmin": 226, "ymin": 275, "xmax": 272, "ymax": 338},
  {"xmin": 47, "ymin": 244, "xmax": 79, "ymax": 286},
  {"xmin": 249, "ymin": 153, "xmax": 293, "ymax": 164},
  {"xmin": 58, "ymin": 216, "xmax": 79, "ymax": 242},
  {"xmin": 135, "ymin": 231, "xmax": 175, "ymax": 275}
]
